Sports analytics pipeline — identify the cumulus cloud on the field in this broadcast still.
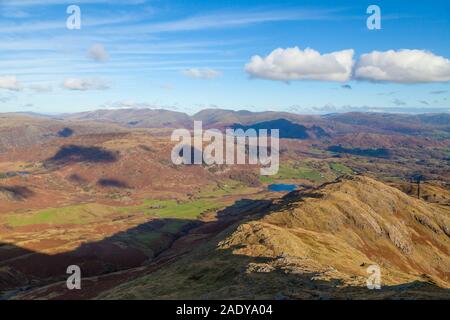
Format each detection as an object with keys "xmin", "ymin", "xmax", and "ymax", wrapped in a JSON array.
[
  {"xmin": 88, "ymin": 43, "xmax": 109, "ymax": 62},
  {"xmin": 0, "ymin": 76, "xmax": 22, "ymax": 91},
  {"xmin": 182, "ymin": 68, "xmax": 221, "ymax": 79},
  {"xmin": 244, "ymin": 47, "xmax": 354, "ymax": 82},
  {"xmin": 63, "ymin": 78, "xmax": 110, "ymax": 91},
  {"xmin": 354, "ymin": 49, "xmax": 450, "ymax": 83}
]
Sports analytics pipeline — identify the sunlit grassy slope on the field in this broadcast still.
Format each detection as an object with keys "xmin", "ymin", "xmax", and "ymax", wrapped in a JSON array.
[
  {"xmin": 6, "ymin": 198, "xmax": 223, "ymax": 227},
  {"xmin": 259, "ymin": 161, "xmax": 352, "ymax": 184}
]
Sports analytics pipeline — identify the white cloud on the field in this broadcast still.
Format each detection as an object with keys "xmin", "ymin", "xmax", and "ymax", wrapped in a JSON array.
[
  {"xmin": 182, "ymin": 68, "xmax": 222, "ymax": 79},
  {"xmin": 0, "ymin": 76, "xmax": 22, "ymax": 91},
  {"xmin": 354, "ymin": 49, "xmax": 450, "ymax": 83},
  {"xmin": 63, "ymin": 78, "xmax": 109, "ymax": 91},
  {"xmin": 88, "ymin": 44, "xmax": 109, "ymax": 62},
  {"xmin": 245, "ymin": 47, "xmax": 354, "ymax": 82}
]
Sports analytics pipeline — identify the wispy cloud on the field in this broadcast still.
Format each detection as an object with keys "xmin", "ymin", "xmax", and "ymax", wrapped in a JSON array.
[
  {"xmin": 99, "ymin": 99, "xmax": 178, "ymax": 110},
  {"xmin": 392, "ymin": 98, "xmax": 406, "ymax": 106},
  {"xmin": 95, "ymin": 8, "xmax": 339, "ymax": 35},
  {"xmin": 377, "ymin": 91, "xmax": 398, "ymax": 96},
  {"xmin": 288, "ymin": 104, "xmax": 450, "ymax": 114},
  {"xmin": 63, "ymin": 77, "xmax": 110, "ymax": 91},
  {"xmin": 182, "ymin": 68, "xmax": 222, "ymax": 79},
  {"xmin": 2, "ymin": 0, "xmax": 146, "ymax": 7},
  {"xmin": 0, "ymin": 7, "xmax": 30, "ymax": 18},
  {"xmin": 0, "ymin": 14, "xmax": 142, "ymax": 34},
  {"xmin": 0, "ymin": 93, "xmax": 16, "ymax": 103},
  {"xmin": 29, "ymin": 83, "xmax": 53, "ymax": 93},
  {"xmin": 430, "ymin": 90, "xmax": 448, "ymax": 95}
]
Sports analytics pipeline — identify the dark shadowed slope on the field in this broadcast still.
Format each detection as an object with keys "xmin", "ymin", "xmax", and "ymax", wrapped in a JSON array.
[{"xmin": 231, "ymin": 119, "xmax": 329, "ymax": 140}]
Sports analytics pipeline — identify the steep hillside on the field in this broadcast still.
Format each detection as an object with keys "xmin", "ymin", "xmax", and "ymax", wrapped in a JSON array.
[{"xmin": 97, "ymin": 176, "xmax": 450, "ymax": 299}]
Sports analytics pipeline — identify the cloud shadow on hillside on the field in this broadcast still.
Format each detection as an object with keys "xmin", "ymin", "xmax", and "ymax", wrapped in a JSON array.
[
  {"xmin": 45, "ymin": 145, "xmax": 118, "ymax": 167},
  {"xmin": 97, "ymin": 178, "xmax": 129, "ymax": 188},
  {"xmin": 0, "ymin": 186, "xmax": 34, "ymax": 201}
]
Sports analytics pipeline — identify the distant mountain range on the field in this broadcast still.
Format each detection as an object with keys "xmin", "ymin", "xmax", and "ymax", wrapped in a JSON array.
[
  {"xmin": 58, "ymin": 108, "xmax": 450, "ymax": 143},
  {"xmin": 59, "ymin": 108, "xmax": 449, "ymax": 128},
  {"xmin": 1, "ymin": 109, "xmax": 449, "ymax": 151}
]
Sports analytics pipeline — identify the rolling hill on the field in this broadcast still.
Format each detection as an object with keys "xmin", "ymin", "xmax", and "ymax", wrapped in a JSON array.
[{"xmin": 21, "ymin": 175, "xmax": 446, "ymax": 300}]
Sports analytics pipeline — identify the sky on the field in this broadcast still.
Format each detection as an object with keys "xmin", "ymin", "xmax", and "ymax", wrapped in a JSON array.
[{"xmin": 0, "ymin": 0, "xmax": 449, "ymax": 114}]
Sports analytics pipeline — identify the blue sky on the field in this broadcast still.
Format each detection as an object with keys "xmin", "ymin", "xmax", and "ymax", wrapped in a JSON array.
[{"xmin": 0, "ymin": 0, "xmax": 449, "ymax": 114}]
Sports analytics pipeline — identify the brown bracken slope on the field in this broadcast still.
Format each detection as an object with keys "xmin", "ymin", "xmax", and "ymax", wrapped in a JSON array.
[{"xmin": 95, "ymin": 176, "xmax": 450, "ymax": 299}]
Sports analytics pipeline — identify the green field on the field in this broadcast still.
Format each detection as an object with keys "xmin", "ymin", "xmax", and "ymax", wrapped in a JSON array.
[
  {"xmin": 6, "ymin": 203, "xmax": 115, "ymax": 227},
  {"xmin": 6, "ymin": 198, "xmax": 223, "ymax": 227},
  {"xmin": 260, "ymin": 162, "xmax": 325, "ymax": 184},
  {"xmin": 197, "ymin": 180, "xmax": 256, "ymax": 198},
  {"xmin": 329, "ymin": 162, "xmax": 353, "ymax": 175},
  {"xmin": 120, "ymin": 199, "xmax": 222, "ymax": 219}
]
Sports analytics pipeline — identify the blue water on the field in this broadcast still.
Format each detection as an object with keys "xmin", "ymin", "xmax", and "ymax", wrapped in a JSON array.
[{"xmin": 268, "ymin": 184, "xmax": 298, "ymax": 192}]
